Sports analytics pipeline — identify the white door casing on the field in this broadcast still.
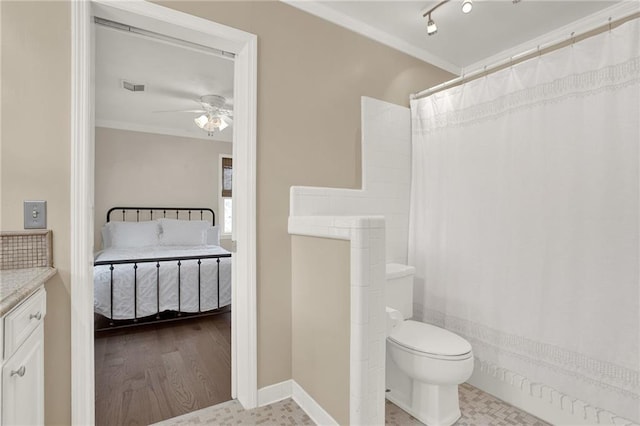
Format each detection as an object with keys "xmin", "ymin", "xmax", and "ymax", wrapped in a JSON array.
[{"xmin": 71, "ymin": 1, "xmax": 258, "ymax": 424}]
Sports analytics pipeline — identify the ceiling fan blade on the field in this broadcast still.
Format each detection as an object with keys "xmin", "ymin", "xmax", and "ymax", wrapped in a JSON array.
[
  {"xmin": 153, "ymin": 109, "xmax": 207, "ymax": 113},
  {"xmin": 213, "ymin": 108, "xmax": 233, "ymax": 117}
]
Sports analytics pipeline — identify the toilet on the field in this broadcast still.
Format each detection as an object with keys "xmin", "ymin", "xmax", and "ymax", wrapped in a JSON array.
[{"xmin": 385, "ymin": 263, "xmax": 473, "ymax": 426}]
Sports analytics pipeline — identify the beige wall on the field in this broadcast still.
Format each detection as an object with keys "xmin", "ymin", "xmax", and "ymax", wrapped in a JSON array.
[
  {"xmin": 291, "ymin": 236, "xmax": 350, "ymax": 424},
  {"xmin": 157, "ymin": 0, "xmax": 453, "ymax": 389},
  {"xmin": 1, "ymin": 1, "xmax": 451, "ymax": 424},
  {"xmin": 0, "ymin": 1, "xmax": 71, "ymax": 424},
  {"xmin": 94, "ymin": 127, "xmax": 232, "ymax": 249}
]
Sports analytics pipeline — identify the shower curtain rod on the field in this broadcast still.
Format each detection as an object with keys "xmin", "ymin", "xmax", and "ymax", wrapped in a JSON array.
[{"xmin": 410, "ymin": 11, "xmax": 640, "ymax": 100}]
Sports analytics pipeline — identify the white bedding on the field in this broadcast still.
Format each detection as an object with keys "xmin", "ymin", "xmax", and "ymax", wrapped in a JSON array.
[{"xmin": 94, "ymin": 245, "xmax": 231, "ymax": 320}]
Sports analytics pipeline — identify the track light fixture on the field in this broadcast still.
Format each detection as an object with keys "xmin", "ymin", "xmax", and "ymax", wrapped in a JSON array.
[
  {"xmin": 426, "ymin": 14, "xmax": 438, "ymax": 35},
  {"xmin": 422, "ymin": 0, "xmax": 473, "ymax": 37}
]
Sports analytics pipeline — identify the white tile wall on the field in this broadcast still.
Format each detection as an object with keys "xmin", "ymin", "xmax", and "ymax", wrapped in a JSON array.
[{"xmin": 290, "ymin": 96, "xmax": 411, "ymax": 265}]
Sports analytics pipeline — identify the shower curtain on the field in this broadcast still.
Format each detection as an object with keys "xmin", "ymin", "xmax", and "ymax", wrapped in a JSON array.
[{"xmin": 409, "ymin": 19, "xmax": 639, "ymax": 422}]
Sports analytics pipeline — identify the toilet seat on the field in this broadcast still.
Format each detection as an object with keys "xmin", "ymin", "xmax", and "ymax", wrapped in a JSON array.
[{"xmin": 388, "ymin": 320, "xmax": 472, "ymax": 361}]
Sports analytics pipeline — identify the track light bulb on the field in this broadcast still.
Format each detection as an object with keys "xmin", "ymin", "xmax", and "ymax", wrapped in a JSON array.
[
  {"xmin": 462, "ymin": 0, "xmax": 473, "ymax": 13},
  {"xmin": 426, "ymin": 15, "xmax": 437, "ymax": 35}
]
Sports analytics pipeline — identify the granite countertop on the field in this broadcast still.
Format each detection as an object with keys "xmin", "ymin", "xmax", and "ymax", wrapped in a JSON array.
[{"xmin": 0, "ymin": 267, "xmax": 57, "ymax": 316}]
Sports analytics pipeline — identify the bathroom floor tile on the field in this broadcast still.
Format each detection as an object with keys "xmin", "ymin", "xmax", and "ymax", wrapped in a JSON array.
[
  {"xmin": 385, "ymin": 383, "xmax": 550, "ymax": 426},
  {"xmin": 151, "ymin": 398, "xmax": 313, "ymax": 426},
  {"xmin": 151, "ymin": 382, "xmax": 548, "ymax": 425}
]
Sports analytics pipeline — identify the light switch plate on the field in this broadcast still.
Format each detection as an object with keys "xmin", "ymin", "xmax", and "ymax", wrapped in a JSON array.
[{"xmin": 24, "ymin": 201, "xmax": 46, "ymax": 229}]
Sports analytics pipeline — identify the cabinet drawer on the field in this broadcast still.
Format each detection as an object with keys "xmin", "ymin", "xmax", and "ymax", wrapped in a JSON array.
[
  {"xmin": 2, "ymin": 325, "xmax": 44, "ymax": 426},
  {"xmin": 3, "ymin": 288, "xmax": 46, "ymax": 359}
]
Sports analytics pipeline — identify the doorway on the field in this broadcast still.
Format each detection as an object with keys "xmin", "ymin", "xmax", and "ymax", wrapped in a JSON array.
[{"xmin": 70, "ymin": 2, "xmax": 257, "ymax": 424}]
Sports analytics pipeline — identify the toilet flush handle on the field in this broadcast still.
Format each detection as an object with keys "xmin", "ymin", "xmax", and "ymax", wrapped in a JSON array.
[{"xmin": 386, "ymin": 307, "xmax": 404, "ymax": 334}]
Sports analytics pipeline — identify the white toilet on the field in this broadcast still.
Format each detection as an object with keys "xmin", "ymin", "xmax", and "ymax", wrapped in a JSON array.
[{"xmin": 385, "ymin": 263, "xmax": 474, "ymax": 426}]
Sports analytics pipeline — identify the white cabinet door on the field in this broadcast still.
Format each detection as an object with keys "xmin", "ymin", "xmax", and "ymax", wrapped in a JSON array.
[{"xmin": 2, "ymin": 326, "xmax": 43, "ymax": 426}]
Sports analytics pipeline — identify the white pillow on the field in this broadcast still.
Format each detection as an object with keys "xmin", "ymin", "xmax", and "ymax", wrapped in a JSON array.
[
  {"xmin": 101, "ymin": 222, "xmax": 113, "ymax": 249},
  {"xmin": 159, "ymin": 219, "xmax": 209, "ymax": 246},
  {"xmin": 206, "ymin": 226, "xmax": 220, "ymax": 246},
  {"xmin": 109, "ymin": 221, "xmax": 160, "ymax": 248}
]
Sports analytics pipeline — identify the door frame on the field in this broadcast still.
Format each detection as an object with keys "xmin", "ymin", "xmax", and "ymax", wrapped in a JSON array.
[{"xmin": 70, "ymin": 1, "xmax": 258, "ymax": 423}]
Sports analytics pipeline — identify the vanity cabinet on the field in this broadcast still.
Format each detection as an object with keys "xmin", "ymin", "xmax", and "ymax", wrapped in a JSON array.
[{"xmin": 1, "ymin": 288, "xmax": 46, "ymax": 426}]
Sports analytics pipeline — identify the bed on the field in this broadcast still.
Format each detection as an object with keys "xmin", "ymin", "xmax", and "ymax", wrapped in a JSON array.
[{"xmin": 94, "ymin": 207, "xmax": 231, "ymax": 330}]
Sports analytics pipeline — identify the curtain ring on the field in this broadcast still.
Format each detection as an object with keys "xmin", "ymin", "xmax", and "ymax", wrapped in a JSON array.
[
  {"xmin": 571, "ymin": 31, "xmax": 575, "ymax": 46},
  {"xmin": 608, "ymin": 17, "xmax": 612, "ymax": 32},
  {"xmin": 537, "ymin": 45, "xmax": 541, "ymax": 57}
]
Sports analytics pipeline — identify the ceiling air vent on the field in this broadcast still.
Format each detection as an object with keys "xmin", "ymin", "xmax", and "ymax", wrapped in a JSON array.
[{"xmin": 122, "ymin": 80, "xmax": 145, "ymax": 92}]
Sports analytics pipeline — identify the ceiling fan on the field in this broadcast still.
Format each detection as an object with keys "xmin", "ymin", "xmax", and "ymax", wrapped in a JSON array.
[{"xmin": 155, "ymin": 94, "xmax": 233, "ymax": 136}]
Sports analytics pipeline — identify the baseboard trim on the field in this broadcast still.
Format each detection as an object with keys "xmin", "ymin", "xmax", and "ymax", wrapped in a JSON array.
[
  {"xmin": 468, "ymin": 360, "xmax": 637, "ymax": 426},
  {"xmin": 257, "ymin": 380, "xmax": 338, "ymax": 425},
  {"xmin": 291, "ymin": 381, "xmax": 339, "ymax": 426},
  {"xmin": 257, "ymin": 380, "xmax": 293, "ymax": 406}
]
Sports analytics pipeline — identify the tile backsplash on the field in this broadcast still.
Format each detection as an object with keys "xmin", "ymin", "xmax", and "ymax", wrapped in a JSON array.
[{"xmin": 0, "ymin": 230, "xmax": 52, "ymax": 270}]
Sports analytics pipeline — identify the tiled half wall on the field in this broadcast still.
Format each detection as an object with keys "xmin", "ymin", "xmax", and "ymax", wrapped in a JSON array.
[
  {"xmin": 289, "ymin": 216, "xmax": 386, "ymax": 425},
  {"xmin": 290, "ymin": 96, "xmax": 411, "ymax": 265},
  {"xmin": 288, "ymin": 97, "xmax": 409, "ymax": 425}
]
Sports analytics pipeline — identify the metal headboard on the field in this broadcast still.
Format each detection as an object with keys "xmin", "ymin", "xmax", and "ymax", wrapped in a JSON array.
[{"xmin": 106, "ymin": 207, "xmax": 215, "ymax": 226}]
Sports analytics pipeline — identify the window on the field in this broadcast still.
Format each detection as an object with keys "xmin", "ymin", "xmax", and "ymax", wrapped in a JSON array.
[
  {"xmin": 219, "ymin": 155, "xmax": 232, "ymax": 236},
  {"xmin": 223, "ymin": 198, "xmax": 232, "ymax": 234}
]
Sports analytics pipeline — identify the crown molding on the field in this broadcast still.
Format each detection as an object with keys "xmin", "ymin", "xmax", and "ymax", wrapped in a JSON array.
[{"xmin": 280, "ymin": 0, "xmax": 461, "ymax": 75}]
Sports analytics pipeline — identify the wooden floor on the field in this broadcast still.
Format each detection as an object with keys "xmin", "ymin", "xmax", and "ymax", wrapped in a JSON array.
[{"xmin": 94, "ymin": 312, "xmax": 232, "ymax": 426}]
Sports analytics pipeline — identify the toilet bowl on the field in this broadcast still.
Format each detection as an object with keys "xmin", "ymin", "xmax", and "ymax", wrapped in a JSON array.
[{"xmin": 385, "ymin": 264, "xmax": 474, "ymax": 426}]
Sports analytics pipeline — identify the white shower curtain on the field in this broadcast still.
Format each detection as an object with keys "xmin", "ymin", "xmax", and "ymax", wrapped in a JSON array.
[{"xmin": 409, "ymin": 19, "xmax": 639, "ymax": 422}]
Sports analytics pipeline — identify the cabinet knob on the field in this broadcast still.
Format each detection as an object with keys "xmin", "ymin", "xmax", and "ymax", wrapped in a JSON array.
[
  {"xmin": 29, "ymin": 311, "xmax": 42, "ymax": 321},
  {"xmin": 11, "ymin": 366, "xmax": 26, "ymax": 377}
]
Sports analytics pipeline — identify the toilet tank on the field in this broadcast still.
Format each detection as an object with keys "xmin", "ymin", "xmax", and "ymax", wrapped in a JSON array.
[{"xmin": 385, "ymin": 263, "xmax": 416, "ymax": 319}]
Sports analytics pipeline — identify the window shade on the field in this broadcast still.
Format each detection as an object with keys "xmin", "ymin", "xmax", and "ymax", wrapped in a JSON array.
[{"xmin": 222, "ymin": 157, "xmax": 232, "ymax": 198}]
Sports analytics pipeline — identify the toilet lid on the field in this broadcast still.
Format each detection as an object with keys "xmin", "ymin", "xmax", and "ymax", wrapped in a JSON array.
[{"xmin": 388, "ymin": 320, "xmax": 472, "ymax": 357}]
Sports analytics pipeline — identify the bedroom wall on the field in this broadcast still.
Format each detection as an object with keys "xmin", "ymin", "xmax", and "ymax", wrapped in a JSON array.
[
  {"xmin": 291, "ymin": 236, "xmax": 350, "ymax": 424},
  {"xmin": 1, "ymin": 1, "xmax": 451, "ymax": 424},
  {"xmin": 0, "ymin": 1, "xmax": 71, "ymax": 424},
  {"xmin": 94, "ymin": 127, "xmax": 232, "ymax": 249}
]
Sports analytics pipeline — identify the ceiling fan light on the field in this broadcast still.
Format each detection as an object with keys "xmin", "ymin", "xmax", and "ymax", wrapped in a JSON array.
[
  {"xmin": 426, "ymin": 16, "xmax": 437, "ymax": 35},
  {"xmin": 203, "ymin": 116, "xmax": 221, "ymax": 132},
  {"xmin": 195, "ymin": 115, "xmax": 230, "ymax": 134},
  {"xmin": 215, "ymin": 116, "xmax": 230, "ymax": 131},
  {"xmin": 194, "ymin": 114, "xmax": 209, "ymax": 129},
  {"xmin": 461, "ymin": 0, "xmax": 473, "ymax": 14}
]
